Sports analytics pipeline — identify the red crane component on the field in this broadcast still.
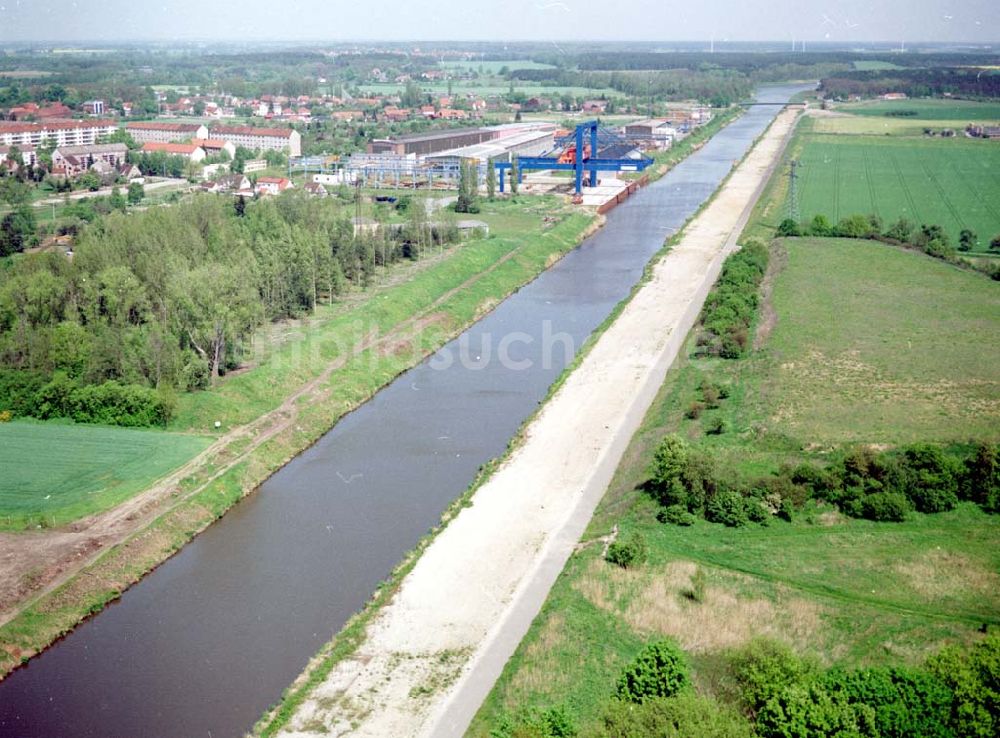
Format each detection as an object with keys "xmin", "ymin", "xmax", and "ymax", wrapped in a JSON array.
[{"xmin": 556, "ymin": 143, "xmax": 591, "ymax": 165}]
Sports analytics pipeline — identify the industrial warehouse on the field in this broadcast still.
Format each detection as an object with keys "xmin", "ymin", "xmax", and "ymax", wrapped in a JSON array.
[{"xmin": 295, "ymin": 108, "xmax": 712, "ymax": 205}]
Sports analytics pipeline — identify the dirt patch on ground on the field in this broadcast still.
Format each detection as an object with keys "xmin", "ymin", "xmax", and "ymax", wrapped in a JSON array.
[
  {"xmin": 576, "ymin": 559, "xmax": 822, "ymax": 655},
  {"xmin": 753, "ymin": 241, "xmax": 788, "ymax": 350}
]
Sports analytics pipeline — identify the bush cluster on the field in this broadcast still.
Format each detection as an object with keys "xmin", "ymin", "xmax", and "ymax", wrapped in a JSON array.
[
  {"xmin": 0, "ymin": 368, "xmax": 172, "ymax": 427},
  {"xmin": 734, "ymin": 634, "xmax": 999, "ymax": 738},
  {"xmin": 699, "ymin": 239, "xmax": 769, "ymax": 359},
  {"xmin": 604, "ymin": 531, "xmax": 647, "ymax": 569},
  {"xmin": 491, "ymin": 633, "xmax": 1000, "ymax": 738},
  {"xmin": 648, "ymin": 434, "xmax": 998, "ymax": 527}
]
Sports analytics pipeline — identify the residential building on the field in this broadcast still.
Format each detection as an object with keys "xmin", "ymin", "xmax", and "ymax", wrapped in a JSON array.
[
  {"xmin": 193, "ymin": 138, "xmax": 237, "ymax": 159},
  {"xmin": 0, "ymin": 144, "xmax": 38, "ymax": 168},
  {"xmin": 255, "ymin": 176, "xmax": 293, "ymax": 196},
  {"xmin": 303, "ymin": 181, "xmax": 328, "ymax": 197},
  {"xmin": 0, "ymin": 119, "xmax": 119, "ymax": 148},
  {"xmin": 141, "ymin": 141, "xmax": 207, "ymax": 162},
  {"xmin": 208, "ymin": 125, "xmax": 301, "ymax": 157},
  {"xmin": 52, "ymin": 143, "xmax": 130, "ymax": 175},
  {"xmin": 126, "ymin": 121, "xmax": 209, "ymax": 143}
]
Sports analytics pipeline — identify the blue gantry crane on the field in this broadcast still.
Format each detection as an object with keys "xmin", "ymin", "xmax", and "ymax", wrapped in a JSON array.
[{"xmin": 495, "ymin": 120, "xmax": 654, "ymax": 195}]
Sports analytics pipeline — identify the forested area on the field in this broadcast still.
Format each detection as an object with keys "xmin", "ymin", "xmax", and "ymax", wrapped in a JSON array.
[
  {"xmin": 820, "ymin": 67, "xmax": 1000, "ymax": 100},
  {"xmin": 0, "ymin": 192, "xmax": 459, "ymax": 425}
]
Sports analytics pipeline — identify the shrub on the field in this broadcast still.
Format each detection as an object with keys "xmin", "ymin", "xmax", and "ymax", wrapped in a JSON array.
[
  {"xmin": 777, "ymin": 218, "xmax": 801, "ymax": 237},
  {"xmin": 806, "ymin": 214, "xmax": 833, "ymax": 237},
  {"xmin": 658, "ymin": 504, "xmax": 696, "ymax": 526},
  {"xmin": 822, "ymin": 666, "xmax": 953, "ymax": 738},
  {"xmin": 962, "ymin": 443, "xmax": 999, "ymax": 513},
  {"xmin": 756, "ymin": 681, "xmax": 869, "ymax": 738},
  {"xmin": 927, "ymin": 631, "xmax": 1000, "ymax": 738},
  {"xmin": 706, "ymin": 416, "xmax": 729, "ymax": 435},
  {"xmin": 605, "ymin": 532, "xmax": 647, "ymax": 569},
  {"xmin": 685, "ymin": 401, "xmax": 705, "ymax": 419},
  {"xmin": 900, "ymin": 444, "xmax": 959, "ymax": 513},
  {"xmin": 730, "ymin": 638, "xmax": 818, "ymax": 716},
  {"xmin": 601, "ymin": 692, "xmax": 752, "ymax": 738},
  {"xmin": 649, "ymin": 435, "xmax": 690, "ymax": 507},
  {"xmin": 617, "ymin": 639, "xmax": 690, "ymax": 703},
  {"xmin": 706, "ymin": 489, "xmax": 748, "ymax": 527},
  {"xmin": 490, "ymin": 706, "xmax": 577, "ymax": 738},
  {"xmin": 859, "ymin": 492, "xmax": 911, "ymax": 522},
  {"xmin": 0, "ymin": 368, "xmax": 48, "ymax": 417}
]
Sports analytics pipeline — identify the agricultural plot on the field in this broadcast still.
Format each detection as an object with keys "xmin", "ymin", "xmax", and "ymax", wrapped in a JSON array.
[
  {"xmin": 836, "ymin": 98, "xmax": 1000, "ymax": 120},
  {"xmin": 0, "ymin": 422, "xmax": 210, "ymax": 529},
  {"xmin": 438, "ymin": 60, "xmax": 557, "ymax": 73},
  {"xmin": 794, "ymin": 135, "xmax": 1000, "ymax": 250}
]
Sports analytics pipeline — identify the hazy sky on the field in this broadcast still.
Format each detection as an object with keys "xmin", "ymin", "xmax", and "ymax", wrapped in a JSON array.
[{"xmin": 0, "ymin": 0, "xmax": 996, "ymax": 44}]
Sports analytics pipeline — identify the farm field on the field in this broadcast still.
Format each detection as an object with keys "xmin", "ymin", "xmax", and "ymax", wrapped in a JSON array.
[
  {"xmin": 793, "ymin": 134, "xmax": 1000, "ymax": 250},
  {"xmin": 468, "ymin": 237, "xmax": 1000, "ymax": 737},
  {"xmin": 358, "ymin": 81, "xmax": 618, "ymax": 98},
  {"xmin": 835, "ymin": 98, "xmax": 1000, "ymax": 120},
  {"xmin": 807, "ymin": 113, "xmax": 979, "ymax": 136},
  {"xmin": 439, "ymin": 59, "xmax": 557, "ymax": 73},
  {"xmin": 0, "ymin": 421, "xmax": 210, "ymax": 529}
]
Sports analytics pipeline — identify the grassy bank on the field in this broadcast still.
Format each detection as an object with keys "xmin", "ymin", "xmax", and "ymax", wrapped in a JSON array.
[
  {"xmin": 467, "ymin": 235, "xmax": 1000, "ymax": 735},
  {"xmin": 0, "ymin": 196, "xmax": 597, "ymax": 678}
]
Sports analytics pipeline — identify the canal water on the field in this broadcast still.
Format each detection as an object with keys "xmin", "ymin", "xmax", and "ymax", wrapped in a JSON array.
[{"xmin": 0, "ymin": 85, "xmax": 805, "ymax": 738}]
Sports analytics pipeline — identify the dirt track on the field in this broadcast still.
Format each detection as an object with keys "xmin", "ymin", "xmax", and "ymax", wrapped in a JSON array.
[{"xmin": 271, "ymin": 108, "xmax": 802, "ymax": 737}]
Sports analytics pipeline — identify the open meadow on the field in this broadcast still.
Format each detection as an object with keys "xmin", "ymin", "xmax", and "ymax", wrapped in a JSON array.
[{"xmin": 468, "ymin": 236, "xmax": 1000, "ymax": 737}]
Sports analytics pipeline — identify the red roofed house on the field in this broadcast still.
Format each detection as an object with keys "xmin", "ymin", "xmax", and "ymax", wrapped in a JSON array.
[
  {"xmin": 141, "ymin": 141, "xmax": 206, "ymax": 162},
  {"xmin": 255, "ymin": 176, "xmax": 294, "ymax": 196}
]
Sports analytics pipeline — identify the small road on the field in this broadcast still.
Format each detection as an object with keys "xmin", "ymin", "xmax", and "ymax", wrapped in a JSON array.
[{"xmin": 31, "ymin": 177, "xmax": 189, "ymax": 206}]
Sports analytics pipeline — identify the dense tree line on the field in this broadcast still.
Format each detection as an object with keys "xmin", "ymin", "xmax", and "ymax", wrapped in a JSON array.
[
  {"xmin": 820, "ymin": 68, "xmax": 1000, "ymax": 101},
  {"xmin": 0, "ymin": 191, "xmax": 458, "ymax": 425},
  {"xmin": 697, "ymin": 239, "xmax": 768, "ymax": 358},
  {"xmin": 648, "ymin": 434, "xmax": 999, "ymax": 528},
  {"xmin": 491, "ymin": 633, "xmax": 1000, "ymax": 738}
]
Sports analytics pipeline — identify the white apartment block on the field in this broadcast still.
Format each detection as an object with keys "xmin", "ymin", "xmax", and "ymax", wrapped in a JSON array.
[
  {"xmin": 126, "ymin": 121, "xmax": 209, "ymax": 143},
  {"xmin": 0, "ymin": 119, "xmax": 119, "ymax": 148},
  {"xmin": 209, "ymin": 125, "xmax": 301, "ymax": 157}
]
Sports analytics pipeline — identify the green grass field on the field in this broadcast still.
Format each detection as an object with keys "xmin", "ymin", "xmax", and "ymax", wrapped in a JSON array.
[
  {"xmin": 836, "ymin": 98, "xmax": 1000, "ymax": 120},
  {"xmin": 0, "ymin": 422, "xmax": 210, "ymax": 529},
  {"xmin": 808, "ymin": 114, "xmax": 978, "ymax": 136},
  {"xmin": 467, "ymin": 237, "xmax": 1000, "ymax": 736},
  {"xmin": 793, "ymin": 134, "xmax": 1000, "ymax": 250}
]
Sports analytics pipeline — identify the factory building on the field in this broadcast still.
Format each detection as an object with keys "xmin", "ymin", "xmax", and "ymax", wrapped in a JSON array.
[
  {"xmin": 368, "ymin": 122, "xmax": 557, "ymax": 158},
  {"xmin": 424, "ymin": 128, "xmax": 556, "ymax": 167}
]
